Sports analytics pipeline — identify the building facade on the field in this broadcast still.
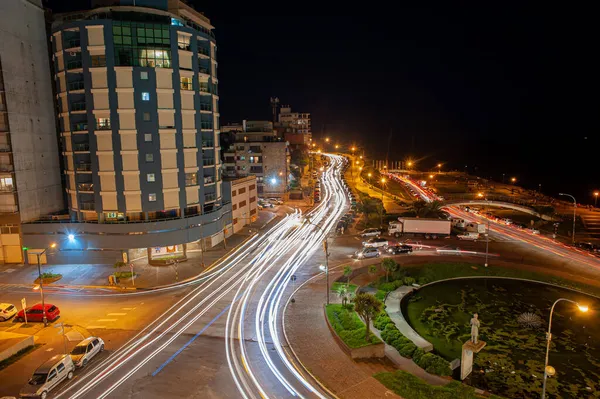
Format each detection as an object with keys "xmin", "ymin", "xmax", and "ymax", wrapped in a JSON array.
[
  {"xmin": 222, "ymin": 120, "xmax": 289, "ymax": 197},
  {"xmin": 277, "ymin": 105, "xmax": 311, "ymax": 146},
  {"xmin": 0, "ymin": 0, "xmax": 64, "ymax": 263},
  {"xmin": 21, "ymin": 0, "xmax": 232, "ymax": 264},
  {"xmin": 225, "ymin": 176, "xmax": 257, "ymax": 234}
]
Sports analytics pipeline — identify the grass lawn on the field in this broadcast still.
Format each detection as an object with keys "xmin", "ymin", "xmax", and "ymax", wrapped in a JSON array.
[
  {"xmin": 374, "ymin": 370, "xmax": 505, "ymax": 399},
  {"xmin": 114, "ymin": 271, "xmax": 135, "ymax": 278},
  {"xmin": 331, "ymin": 282, "xmax": 358, "ymax": 294},
  {"xmin": 325, "ymin": 304, "xmax": 381, "ymax": 349}
]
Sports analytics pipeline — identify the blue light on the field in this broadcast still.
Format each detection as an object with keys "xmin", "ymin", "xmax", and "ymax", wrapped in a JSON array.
[
  {"xmin": 270, "ymin": 178, "xmax": 277, "ymax": 185},
  {"xmin": 68, "ymin": 234, "xmax": 75, "ymax": 241}
]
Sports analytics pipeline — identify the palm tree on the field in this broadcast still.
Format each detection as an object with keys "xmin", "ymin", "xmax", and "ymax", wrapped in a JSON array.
[
  {"xmin": 336, "ymin": 284, "xmax": 350, "ymax": 307},
  {"xmin": 343, "ymin": 265, "xmax": 353, "ymax": 286},
  {"xmin": 409, "ymin": 200, "xmax": 429, "ymax": 217},
  {"xmin": 409, "ymin": 199, "xmax": 445, "ymax": 218},
  {"xmin": 381, "ymin": 258, "xmax": 398, "ymax": 282},
  {"xmin": 353, "ymin": 293, "xmax": 382, "ymax": 342}
]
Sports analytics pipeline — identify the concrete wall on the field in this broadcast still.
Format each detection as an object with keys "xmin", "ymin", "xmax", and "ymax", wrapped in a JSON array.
[
  {"xmin": 229, "ymin": 176, "xmax": 257, "ymax": 233},
  {"xmin": 0, "ymin": 334, "xmax": 34, "ymax": 362},
  {"xmin": 0, "ymin": 0, "xmax": 64, "ymax": 221}
]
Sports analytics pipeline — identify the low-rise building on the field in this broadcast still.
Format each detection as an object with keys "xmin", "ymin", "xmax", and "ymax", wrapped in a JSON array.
[
  {"xmin": 224, "ymin": 176, "xmax": 257, "ymax": 234},
  {"xmin": 277, "ymin": 105, "xmax": 311, "ymax": 147}
]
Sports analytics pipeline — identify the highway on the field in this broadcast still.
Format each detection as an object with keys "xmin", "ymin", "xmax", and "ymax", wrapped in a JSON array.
[{"xmin": 387, "ymin": 173, "xmax": 600, "ymax": 271}]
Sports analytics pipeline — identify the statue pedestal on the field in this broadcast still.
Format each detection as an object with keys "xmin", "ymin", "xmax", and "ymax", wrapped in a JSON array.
[{"xmin": 460, "ymin": 340, "xmax": 486, "ymax": 380}]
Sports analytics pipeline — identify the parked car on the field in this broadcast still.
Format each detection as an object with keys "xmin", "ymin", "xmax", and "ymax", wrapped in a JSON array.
[
  {"xmin": 457, "ymin": 232, "xmax": 479, "ymax": 240},
  {"xmin": 70, "ymin": 337, "xmax": 105, "ymax": 368},
  {"xmin": 15, "ymin": 304, "xmax": 60, "ymax": 323},
  {"xmin": 359, "ymin": 228, "xmax": 381, "ymax": 238},
  {"xmin": 527, "ymin": 228, "xmax": 540, "ymax": 235},
  {"xmin": 354, "ymin": 247, "xmax": 380, "ymax": 259},
  {"xmin": 387, "ymin": 244, "xmax": 413, "ymax": 254},
  {"xmin": 0, "ymin": 303, "xmax": 17, "ymax": 322},
  {"xmin": 575, "ymin": 242, "xmax": 600, "ymax": 253},
  {"xmin": 20, "ymin": 354, "xmax": 74, "ymax": 399},
  {"xmin": 267, "ymin": 198, "xmax": 283, "ymax": 205},
  {"xmin": 362, "ymin": 237, "xmax": 389, "ymax": 248}
]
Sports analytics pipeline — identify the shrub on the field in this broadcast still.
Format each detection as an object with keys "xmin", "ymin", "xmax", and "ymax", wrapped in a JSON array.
[
  {"xmin": 403, "ymin": 277, "xmax": 415, "ymax": 286},
  {"xmin": 413, "ymin": 353, "xmax": 452, "ymax": 376},
  {"xmin": 416, "ymin": 353, "xmax": 435, "ymax": 370},
  {"xmin": 412, "ymin": 348, "xmax": 425, "ymax": 364},
  {"xmin": 390, "ymin": 337, "xmax": 411, "ymax": 349},
  {"xmin": 375, "ymin": 289, "xmax": 387, "ymax": 301},
  {"xmin": 378, "ymin": 282, "xmax": 397, "ymax": 292},
  {"xmin": 374, "ymin": 315, "xmax": 391, "ymax": 330},
  {"xmin": 417, "ymin": 277, "xmax": 430, "ymax": 285},
  {"xmin": 398, "ymin": 342, "xmax": 417, "ymax": 358},
  {"xmin": 385, "ymin": 329, "xmax": 401, "ymax": 344}
]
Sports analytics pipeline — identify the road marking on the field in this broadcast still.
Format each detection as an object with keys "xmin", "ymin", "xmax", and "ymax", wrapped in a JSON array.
[
  {"xmin": 121, "ymin": 307, "xmax": 136, "ymax": 311},
  {"xmin": 46, "ymin": 348, "xmax": 54, "ymax": 352},
  {"xmin": 86, "ymin": 326, "xmax": 106, "ymax": 329},
  {"xmin": 107, "ymin": 313, "xmax": 127, "ymax": 316},
  {"xmin": 96, "ymin": 319, "xmax": 117, "ymax": 322}
]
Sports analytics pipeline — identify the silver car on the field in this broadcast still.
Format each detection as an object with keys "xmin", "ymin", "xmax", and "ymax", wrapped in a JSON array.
[
  {"xmin": 354, "ymin": 247, "xmax": 380, "ymax": 259},
  {"xmin": 359, "ymin": 228, "xmax": 381, "ymax": 238},
  {"xmin": 70, "ymin": 337, "xmax": 105, "ymax": 368},
  {"xmin": 20, "ymin": 355, "xmax": 74, "ymax": 399}
]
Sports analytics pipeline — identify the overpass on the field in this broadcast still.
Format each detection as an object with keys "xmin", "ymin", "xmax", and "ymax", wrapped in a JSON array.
[{"xmin": 442, "ymin": 196, "xmax": 558, "ymax": 221}]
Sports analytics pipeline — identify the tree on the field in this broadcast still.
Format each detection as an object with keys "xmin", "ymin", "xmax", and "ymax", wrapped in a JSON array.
[
  {"xmin": 409, "ymin": 199, "xmax": 445, "ymax": 218},
  {"xmin": 353, "ymin": 293, "xmax": 382, "ymax": 342},
  {"xmin": 336, "ymin": 284, "xmax": 350, "ymax": 307},
  {"xmin": 343, "ymin": 266, "xmax": 352, "ymax": 285},
  {"xmin": 368, "ymin": 264, "xmax": 378, "ymax": 276},
  {"xmin": 381, "ymin": 258, "xmax": 398, "ymax": 282},
  {"xmin": 409, "ymin": 200, "xmax": 429, "ymax": 217}
]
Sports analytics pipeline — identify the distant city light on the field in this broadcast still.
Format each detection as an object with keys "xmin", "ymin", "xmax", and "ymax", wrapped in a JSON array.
[{"xmin": 68, "ymin": 234, "xmax": 75, "ymax": 241}]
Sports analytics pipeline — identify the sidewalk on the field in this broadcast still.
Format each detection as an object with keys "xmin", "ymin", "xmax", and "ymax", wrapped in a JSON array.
[{"xmin": 0, "ymin": 210, "xmax": 278, "ymax": 290}]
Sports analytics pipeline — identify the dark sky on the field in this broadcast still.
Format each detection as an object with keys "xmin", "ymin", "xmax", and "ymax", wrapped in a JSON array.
[{"xmin": 46, "ymin": 2, "xmax": 598, "ymax": 200}]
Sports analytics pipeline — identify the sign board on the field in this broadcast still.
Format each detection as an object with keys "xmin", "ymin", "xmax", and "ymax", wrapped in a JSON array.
[
  {"xmin": 122, "ymin": 251, "xmax": 128, "ymax": 263},
  {"xmin": 21, "ymin": 298, "xmax": 26, "ymax": 310},
  {"xmin": 290, "ymin": 275, "xmax": 297, "ymax": 282},
  {"xmin": 461, "ymin": 348, "xmax": 473, "ymax": 380}
]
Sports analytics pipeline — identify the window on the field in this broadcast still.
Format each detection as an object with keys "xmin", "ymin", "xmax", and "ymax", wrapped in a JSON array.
[
  {"xmin": 233, "ymin": 218, "xmax": 238, "ymax": 225},
  {"xmin": 238, "ymin": 187, "xmax": 246, "ymax": 194},
  {"xmin": 140, "ymin": 71, "xmax": 148, "ymax": 80},
  {"xmin": 249, "ymin": 184, "xmax": 256, "ymax": 190},
  {"xmin": 143, "ymin": 112, "xmax": 151, "ymax": 121},
  {"xmin": 180, "ymin": 76, "xmax": 192, "ymax": 91},
  {"xmin": 232, "ymin": 190, "xmax": 236, "ymax": 196},
  {"xmin": 96, "ymin": 118, "xmax": 111, "ymax": 130},
  {"xmin": 147, "ymin": 173, "xmax": 155, "ymax": 182},
  {"xmin": 141, "ymin": 92, "xmax": 150, "ymax": 101},
  {"xmin": 144, "ymin": 133, "xmax": 152, "ymax": 142},
  {"xmin": 0, "ymin": 177, "xmax": 13, "ymax": 192},
  {"xmin": 145, "ymin": 153, "xmax": 154, "ymax": 162},
  {"xmin": 149, "ymin": 193, "xmax": 157, "ymax": 202},
  {"xmin": 91, "ymin": 55, "xmax": 106, "ymax": 67},
  {"xmin": 177, "ymin": 33, "xmax": 191, "ymax": 50},
  {"xmin": 232, "ymin": 204, "xmax": 237, "ymax": 210},
  {"xmin": 239, "ymin": 200, "xmax": 247, "ymax": 207},
  {"xmin": 112, "ymin": 21, "xmax": 171, "ymax": 67},
  {"xmin": 250, "ymin": 196, "xmax": 256, "ymax": 203},
  {"xmin": 57, "ymin": 363, "xmax": 65, "ymax": 373},
  {"xmin": 185, "ymin": 172, "xmax": 198, "ymax": 186}
]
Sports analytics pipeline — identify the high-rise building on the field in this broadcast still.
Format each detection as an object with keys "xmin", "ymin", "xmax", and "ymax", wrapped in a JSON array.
[
  {"xmin": 0, "ymin": 0, "xmax": 64, "ymax": 264},
  {"xmin": 20, "ymin": 0, "xmax": 233, "ymax": 264}
]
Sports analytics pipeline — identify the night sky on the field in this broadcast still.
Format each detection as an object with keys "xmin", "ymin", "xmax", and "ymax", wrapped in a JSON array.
[{"xmin": 46, "ymin": 2, "xmax": 597, "ymax": 201}]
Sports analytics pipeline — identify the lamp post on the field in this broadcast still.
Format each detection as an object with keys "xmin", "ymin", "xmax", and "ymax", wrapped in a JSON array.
[
  {"xmin": 594, "ymin": 192, "xmax": 599, "ymax": 208},
  {"xmin": 437, "ymin": 163, "xmax": 442, "ymax": 174},
  {"xmin": 559, "ymin": 193, "xmax": 577, "ymax": 244},
  {"xmin": 380, "ymin": 178, "xmax": 386, "ymax": 227},
  {"xmin": 541, "ymin": 298, "xmax": 588, "ymax": 399},
  {"xmin": 31, "ymin": 243, "xmax": 57, "ymax": 327},
  {"xmin": 303, "ymin": 218, "xmax": 330, "ymax": 305}
]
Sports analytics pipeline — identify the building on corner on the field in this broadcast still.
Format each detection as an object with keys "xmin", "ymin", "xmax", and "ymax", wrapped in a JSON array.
[{"xmin": 223, "ymin": 176, "xmax": 258, "ymax": 234}]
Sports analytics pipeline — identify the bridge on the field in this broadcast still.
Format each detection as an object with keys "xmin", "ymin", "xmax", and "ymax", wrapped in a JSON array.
[{"xmin": 441, "ymin": 195, "xmax": 558, "ymax": 221}]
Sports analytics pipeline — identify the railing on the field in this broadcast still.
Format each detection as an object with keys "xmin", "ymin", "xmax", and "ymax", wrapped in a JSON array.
[
  {"xmin": 205, "ymin": 194, "xmax": 216, "ymax": 202},
  {"xmin": 200, "ymin": 123, "xmax": 213, "ymax": 130},
  {"xmin": 0, "ymin": 185, "xmax": 15, "ymax": 192},
  {"xmin": 199, "ymin": 67, "xmax": 210, "ymax": 75},
  {"xmin": 180, "ymin": 82, "xmax": 193, "ymax": 91},
  {"xmin": 199, "ymin": 85, "xmax": 210, "ymax": 93},
  {"xmin": 0, "ymin": 204, "xmax": 18, "ymax": 213},
  {"xmin": 65, "ymin": 39, "xmax": 81, "ymax": 48},
  {"xmin": 203, "ymin": 159, "xmax": 215, "ymax": 166},
  {"xmin": 204, "ymin": 176, "xmax": 214, "ymax": 184},
  {"xmin": 202, "ymin": 141, "xmax": 214, "ymax": 148},
  {"xmin": 77, "ymin": 183, "xmax": 94, "ymax": 191},
  {"xmin": 200, "ymin": 103, "xmax": 212, "ymax": 111},
  {"xmin": 96, "ymin": 122, "xmax": 111, "ymax": 130},
  {"xmin": 0, "ymin": 164, "xmax": 14, "ymax": 172},
  {"xmin": 198, "ymin": 47, "xmax": 210, "ymax": 56},
  {"xmin": 68, "ymin": 81, "xmax": 85, "ymax": 91},
  {"xmin": 75, "ymin": 163, "xmax": 92, "ymax": 171},
  {"xmin": 71, "ymin": 102, "xmax": 86, "ymax": 111},
  {"xmin": 72, "ymin": 123, "xmax": 88, "ymax": 132},
  {"xmin": 67, "ymin": 60, "xmax": 83, "ymax": 70},
  {"xmin": 80, "ymin": 202, "xmax": 95, "ymax": 211},
  {"xmin": 0, "ymin": 144, "xmax": 11, "ymax": 152},
  {"xmin": 73, "ymin": 143, "xmax": 90, "ymax": 151}
]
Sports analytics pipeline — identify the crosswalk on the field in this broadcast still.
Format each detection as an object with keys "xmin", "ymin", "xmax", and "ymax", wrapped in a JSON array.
[
  {"xmin": 581, "ymin": 213, "xmax": 600, "ymax": 239},
  {"xmin": 0, "ymin": 283, "xmax": 30, "ymax": 291},
  {"xmin": 86, "ymin": 307, "xmax": 136, "ymax": 330}
]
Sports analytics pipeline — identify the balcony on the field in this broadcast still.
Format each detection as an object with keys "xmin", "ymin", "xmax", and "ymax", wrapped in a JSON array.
[
  {"xmin": 75, "ymin": 163, "xmax": 92, "ymax": 172},
  {"xmin": 200, "ymin": 123, "xmax": 213, "ymax": 130},
  {"xmin": 72, "ymin": 123, "xmax": 88, "ymax": 132},
  {"xmin": 198, "ymin": 47, "xmax": 210, "ymax": 57},
  {"xmin": 201, "ymin": 140, "xmax": 214, "ymax": 148},
  {"xmin": 0, "ymin": 184, "xmax": 15, "ymax": 192},
  {"xmin": 0, "ymin": 164, "xmax": 14, "ymax": 172},
  {"xmin": 0, "ymin": 143, "xmax": 11, "ymax": 153},
  {"xmin": 202, "ymin": 159, "xmax": 215, "ymax": 167},
  {"xmin": 199, "ymin": 85, "xmax": 210, "ymax": 94},
  {"xmin": 77, "ymin": 183, "xmax": 94, "ymax": 192},
  {"xmin": 200, "ymin": 103, "xmax": 212, "ymax": 112},
  {"xmin": 80, "ymin": 202, "xmax": 95, "ymax": 211},
  {"xmin": 204, "ymin": 193, "xmax": 216, "ymax": 202},
  {"xmin": 67, "ymin": 60, "xmax": 83, "ymax": 70},
  {"xmin": 96, "ymin": 121, "xmax": 111, "ymax": 130},
  {"xmin": 199, "ymin": 66, "xmax": 210, "ymax": 75},
  {"xmin": 65, "ymin": 39, "xmax": 81, "ymax": 49},
  {"xmin": 203, "ymin": 176, "xmax": 214, "ymax": 184},
  {"xmin": 71, "ymin": 102, "xmax": 86, "ymax": 112},
  {"xmin": 68, "ymin": 81, "xmax": 85, "ymax": 91},
  {"xmin": 73, "ymin": 143, "xmax": 90, "ymax": 152}
]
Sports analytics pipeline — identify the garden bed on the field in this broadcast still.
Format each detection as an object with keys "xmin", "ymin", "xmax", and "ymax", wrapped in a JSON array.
[
  {"xmin": 324, "ymin": 304, "xmax": 384, "ymax": 359},
  {"xmin": 34, "ymin": 273, "xmax": 62, "ymax": 284},
  {"xmin": 331, "ymin": 282, "xmax": 358, "ymax": 294}
]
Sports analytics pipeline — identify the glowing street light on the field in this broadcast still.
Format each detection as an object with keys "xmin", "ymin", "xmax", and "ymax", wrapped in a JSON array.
[
  {"xmin": 429, "ymin": 174, "xmax": 434, "ymax": 179},
  {"xmin": 407, "ymin": 161, "xmax": 413, "ymax": 168},
  {"xmin": 477, "ymin": 192, "xmax": 484, "ymax": 198},
  {"xmin": 359, "ymin": 155, "xmax": 363, "ymax": 159},
  {"xmin": 335, "ymin": 144, "xmax": 339, "ymax": 150},
  {"xmin": 270, "ymin": 178, "xmax": 277, "ymax": 185},
  {"xmin": 437, "ymin": 163, "xmax": 442, "ymax": 173},
  {"xmin": 68, "ymin": 234, "xmax": 75, "ymax": 241},
  {"xmin": 594, "ymin": 191, "xmax": 599, "ymax": 207},
  {"xmin": 325, "ymin": 138, "xmax": 330, "ymax": 143},
  {"xmin": 511, "ymin": 177, "xmax": 516, "ymax": 183},
  {"xmin": 541, "ymin": 298, "xmax": 589, "ymax": 399}
]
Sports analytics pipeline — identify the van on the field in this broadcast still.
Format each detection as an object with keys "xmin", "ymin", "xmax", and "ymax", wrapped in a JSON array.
[{"xmin": 20, "ymin": 354, "xmax": 75, "ymax": 399}]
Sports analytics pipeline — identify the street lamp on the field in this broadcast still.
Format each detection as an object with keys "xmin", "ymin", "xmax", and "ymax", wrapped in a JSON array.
[
  {"xmin": 367, "ymin": 172, "xmax": 372, "ymax": 186},
  {"xmin": 301, "ymin": 217, "xmax": 330, "ymax": 305},
  {"xmin": 594, "ymin": 192, "xmax": 599, "ymax": 207},
  {"xmin": 29, "ymin": 243, "xmax": 57, "ymax": 326},
  {"xmin": 335, "ymin": 144, "xmax": 339, "ymax": 150},
  {"xmin": 325, "ymin": 137, "xmax": 330, "ymax": 143},
  {"xmin": 380, "ymin": 178, "xmax": 386, "ymax": 226},
  {"xmin": 559, "ymin": 193, "xmax": 577, "ymax": 244},
  {"xmin": 541, "ymin": 298, "xmax": 589, "ymax": 399},
  {"xmin": 437, "ymin": 163, "xmax": 442, "ymax": 173},
  {"xmin": 511, "ymin": 177, "xmax": 516, "ymax": 183}
]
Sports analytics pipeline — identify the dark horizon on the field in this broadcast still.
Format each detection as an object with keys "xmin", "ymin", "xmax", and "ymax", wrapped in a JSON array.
[{"xmin": 46, "ymin": 1, "xmax": 598, "ymax": 202}]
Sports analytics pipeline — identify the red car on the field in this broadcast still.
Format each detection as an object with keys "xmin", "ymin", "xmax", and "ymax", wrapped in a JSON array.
[{"xmin": 15, "ymin": 303, "xmax": 60, "ymax": 323}]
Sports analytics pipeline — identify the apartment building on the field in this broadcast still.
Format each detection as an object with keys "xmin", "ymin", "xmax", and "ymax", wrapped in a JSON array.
[
  {"xmin": 0, "ymin": 0, "xmax": 64, "ymax": 263},
  {"xmin": 20, "ymin": 0, "xmax": 233, "ymax": 264},
  {"xmin": 222, "ymin": 120, "xmax": 289, "ymax": 197},
  {"xmin": 224, "ymin": 175, "xmax": 257, "ymax": 234},
  {"xmin": 277, "ymin": 105, "xmax": 311, "ymax": 147}
]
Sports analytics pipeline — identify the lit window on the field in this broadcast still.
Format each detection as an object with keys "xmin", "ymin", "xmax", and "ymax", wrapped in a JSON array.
[
  {"xmin": 177, "ymin": 33, "xmax": 191, "ymax": 50},
  {"xmin": 149, "ymin": 193, "xmax": 157, "ymax": 202},
  {"xmin": 185, "ymin": 172, "xmax": 197, "ymax": 186},
  {"xmin": 144, "ymin": 133, "xmax": 152, "ymax": 142},
  {"xmin": 96, "ymin": 118, "xmax": 111, "ymax": 130},
  {"xmin": 145, "ymin": 153, "xmax": 154, "ymax": 162},
  {"xmin": 143, "ymin": 112, "xmax": 150, "ymax": 121},
  {"xmin": 142, "ymin": 92, "xmax": 150, "ymax": 101},
  {"xmin": 0, "ymin": 177, "xmax": 14, "ymax": 191},
  {"xmin": 140, "ymin": 71, "xmax": 148, "ymax": 80},
  {"xmin": 180, "ymin": 77, "xmax": 193, "ymax": 91},
  {"xmin": 147, "ymin": 173, "xmax": 155, "ymax": 182}
]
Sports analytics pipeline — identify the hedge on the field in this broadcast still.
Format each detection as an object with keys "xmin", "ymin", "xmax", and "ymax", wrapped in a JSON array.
[{"xmin": 373, "ymin": 311, "xmax": 451, "ymax": 376}]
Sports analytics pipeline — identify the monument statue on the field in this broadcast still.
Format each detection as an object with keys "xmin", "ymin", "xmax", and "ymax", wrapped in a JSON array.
[{"xmin": 470, "ymin": 313, "xmax": 480, "ymax": 344}]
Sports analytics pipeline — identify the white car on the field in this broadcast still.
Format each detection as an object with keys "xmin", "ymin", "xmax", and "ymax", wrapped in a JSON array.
[
  {"xmin": 70, "ymin": 337, "xmax": 105, "ymax": 368},
  {"xmin": 0, "ymin": 303, "xmax": 17, "ymax": 321},
  {"xmin": 267, "ymin": 198, "xmax": 283, "ymax": 205},
  {"xmin": 359, "ymin": 228, "xmax": 381, "ymax": 238},
  {"xmin": 457, "ymin": 233, "xmax": 479, "ymax": 240},
  {"xmin": 362, "ymin": 237, "xmax": 390, "ymax": 248},
  {"xmin": 527, "ymin": 228, "xmax": 540, "ymax": 235}
]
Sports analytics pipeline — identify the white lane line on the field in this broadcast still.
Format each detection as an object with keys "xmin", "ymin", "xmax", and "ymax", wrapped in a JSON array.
[
  {"xmin": 107, "ymin": 313, "xmax": 127, "ymax": 316},
  {"xmin": 46, "ymin": 348, "xmax": 54, "ymax": 352},
  {"xmin": 96, "ymin": 319, "xmax": 117, "ymax": 322},
  {"xmin": 86, "ymin": 326, "xmax": 106, "ymax": 329},
  {"xmin": 121, "ymin": 307, "xmax": 136, "ymax": 310}
]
